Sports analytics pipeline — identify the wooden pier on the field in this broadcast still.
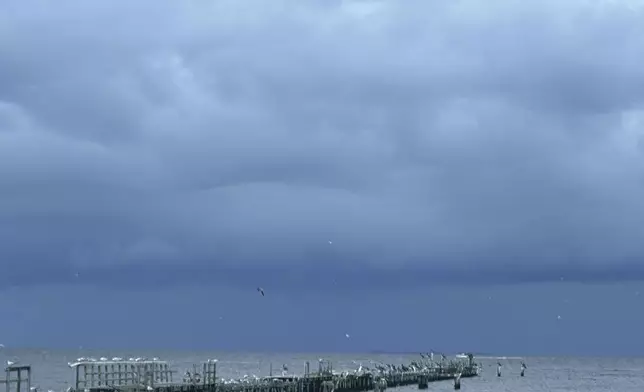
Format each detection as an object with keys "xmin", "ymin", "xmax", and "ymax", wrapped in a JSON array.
[{"xmin": 2, "ymin": 355, "xmax": 480, "ymax": 392}]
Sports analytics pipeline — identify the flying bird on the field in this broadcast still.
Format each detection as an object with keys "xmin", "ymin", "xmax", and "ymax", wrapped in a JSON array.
[{"xmin": 257, "ymin": 287, "xmax": 264, "ymax": 296}]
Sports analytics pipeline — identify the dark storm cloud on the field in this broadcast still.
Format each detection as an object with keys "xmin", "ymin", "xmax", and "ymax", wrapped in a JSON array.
[{"xmin": 2, "ymin": 0, "xmax": 644, "ymax": 287}]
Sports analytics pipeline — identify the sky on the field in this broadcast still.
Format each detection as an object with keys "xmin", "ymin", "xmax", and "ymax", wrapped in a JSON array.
[{"xmin": 1, "ymin": 0, "xmax": 644, "ymax": 356}]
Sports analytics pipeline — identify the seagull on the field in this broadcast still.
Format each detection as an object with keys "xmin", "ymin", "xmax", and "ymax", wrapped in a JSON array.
[
  {"xmin": 328, "ymin": 241, "xmax": 332, "ymax": 245},
  {"xmin": 345, "ymin": 333, "xmax": 350, "ymax": 338},
  {"xmin": 6, "ymin": 360, "xmax": 16, "ymax": 366},
  {"xmin": 257, "ymin": 287, "xmax": 265, "ymax": 296}
]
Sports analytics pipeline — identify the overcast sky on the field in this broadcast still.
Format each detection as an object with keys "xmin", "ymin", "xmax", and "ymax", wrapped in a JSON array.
[{"xmin": 1, "ymin": 0, "xmax": 644, "ymax": 354}]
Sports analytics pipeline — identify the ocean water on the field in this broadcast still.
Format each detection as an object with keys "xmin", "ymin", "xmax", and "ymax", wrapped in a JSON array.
[{"xmin": 2, "ymin": 349, "xmax": 643, "ymax": 392}]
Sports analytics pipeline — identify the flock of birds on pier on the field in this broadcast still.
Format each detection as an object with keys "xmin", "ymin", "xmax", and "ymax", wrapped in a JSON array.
[{"xmin": 202, "ymin": 354, "xmax": 476, "ymax": 386}]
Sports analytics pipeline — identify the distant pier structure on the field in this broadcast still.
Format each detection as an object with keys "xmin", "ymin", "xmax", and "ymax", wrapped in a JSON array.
[{"xmin": 3, "ymin": 354, "xmax": 480, "ymax": 392}]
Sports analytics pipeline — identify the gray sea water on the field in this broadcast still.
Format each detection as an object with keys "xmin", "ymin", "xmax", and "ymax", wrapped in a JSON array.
[{"xmin": 2, "ymin": 349, "xmax": 643, "ymax": 392}]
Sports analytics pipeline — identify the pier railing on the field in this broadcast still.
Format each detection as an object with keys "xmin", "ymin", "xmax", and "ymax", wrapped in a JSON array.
[{"xmin": 70, "ymin": 359, "xmax": 174, "ymax": 390}]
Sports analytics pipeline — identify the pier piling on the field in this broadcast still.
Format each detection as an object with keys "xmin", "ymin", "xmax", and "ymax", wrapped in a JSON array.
[
  {"xmin": 417, "ymin": 375, "xmax": 428, "ymax": 390},
  {"xmin": 453, "ymin": 373, "xmax": 461, "ymax": 390}
]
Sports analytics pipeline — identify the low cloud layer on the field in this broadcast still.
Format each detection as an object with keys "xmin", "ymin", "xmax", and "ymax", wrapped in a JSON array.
[{"xmin": 2, "ymin": 0, "xmax": 644, "ymax": 287}]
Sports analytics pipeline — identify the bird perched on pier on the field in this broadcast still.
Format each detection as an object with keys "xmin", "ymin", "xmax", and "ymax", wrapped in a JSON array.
[{"xmin": 257, "ymin": 287, "xmax": 265, "ymax": 296}]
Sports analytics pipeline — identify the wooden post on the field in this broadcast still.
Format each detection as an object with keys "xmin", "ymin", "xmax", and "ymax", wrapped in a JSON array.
[{"xmin": 417, "ymin": 374, "xmax": 428, "ymax": 389}]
